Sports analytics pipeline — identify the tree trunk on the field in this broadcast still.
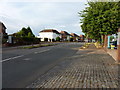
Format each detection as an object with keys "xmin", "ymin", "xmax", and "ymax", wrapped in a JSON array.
[
  {"xmin": 104, "ymin": 35, "xmax": 108, "ymax": 50},
  {"xmin": 103, "ymin": 35, "xmax": 105, "ymax": 46}
]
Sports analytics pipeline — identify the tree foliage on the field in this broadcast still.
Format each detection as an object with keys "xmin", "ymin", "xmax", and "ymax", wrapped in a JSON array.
[
  {"xmin": 17, "ymin": 26, "xmax": 35, "ymax": 37},
  {"xmin": 56, "ymin": 37, "xmax": 60, "ymax": 41},
  {"xmin": 69, "ymin": 37, "xmax": 73, "ymax": 42},
  {"xmin": 79, "ymin": 1, "xmax": 120, "ymax": 41},
  {"xmin": 15, "ymin": 26, "xmax": 39, "ymax": 44}
]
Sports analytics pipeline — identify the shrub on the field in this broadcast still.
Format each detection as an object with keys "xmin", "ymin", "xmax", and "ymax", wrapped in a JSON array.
[
  {"xmin": 56, "ymin": 37, "xmax": 60, "ymax": 41},
  {"xmin": 2, "ymin": 39, "xmax": 7, "ymax": 44},
  {"xmin": 69, "ymin": 37, "xmax": 73, "ymax": 42}
]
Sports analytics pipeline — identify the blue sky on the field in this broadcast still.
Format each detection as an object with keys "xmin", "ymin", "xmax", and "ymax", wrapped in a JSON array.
[{"xmin": 0, "ymin": 0, "xmax": 88, "ymax": 36}]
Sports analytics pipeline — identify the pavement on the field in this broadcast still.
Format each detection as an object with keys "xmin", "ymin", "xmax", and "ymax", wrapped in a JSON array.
[{"xmin": 27, "ymin": 44, "xmax": 119, "ymax": 89}]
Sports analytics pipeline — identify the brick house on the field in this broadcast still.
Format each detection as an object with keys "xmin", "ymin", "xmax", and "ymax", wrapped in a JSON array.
[{"xmin": 0, "ymin": 22, "xmax": 7, "ymax": 38}]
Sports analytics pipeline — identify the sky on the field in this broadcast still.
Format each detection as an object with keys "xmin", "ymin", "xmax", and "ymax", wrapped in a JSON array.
[{"xmin": 0, "ymin": 0, "xmax": 88, "ymax": 36}]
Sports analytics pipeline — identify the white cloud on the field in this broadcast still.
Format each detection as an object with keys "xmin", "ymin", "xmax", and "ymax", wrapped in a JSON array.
[
  {"xmin": 1, "ymin": 0, "xmax": 88, "ymax": 2},
  {"xmin": 0, "ymin": 2, "xmax": 86, "ymax": 35},
  {"xmin": 73, "ymin": 24, "xmax": 80, "ymax": 27},
  {"xmin": 59, "ymin": 25, "xmax": 66, "ymax": 28}
]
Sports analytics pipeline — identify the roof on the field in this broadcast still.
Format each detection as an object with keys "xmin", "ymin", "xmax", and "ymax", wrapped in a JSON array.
[
  {"xmin": 0, "ymin": 22, "xmax": 7, "ymax": 29},
  {"xmin": 70, "ymin": 33, "xmax": 79, "ymax": 37},
  {"xmin": 60, "ymin": 31, "xmax": 70, "ymax": 35},
  {"xmin": 80, "ymin": 35, "xmax": 85, "ymax": 37},
  {"xmin": 40, "ymin": 29, "xmax": 60, "ymax": 34}
]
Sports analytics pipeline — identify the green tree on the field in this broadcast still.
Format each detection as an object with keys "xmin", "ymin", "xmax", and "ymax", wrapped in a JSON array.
[
  {"xmin": 28, "ymin": 32, "xmax": 33, "ymax": 37},
  {"xmin": 79, "ymin": 1, "xmax": 120, "ymax": 42},
  {"xmin": 16, "ymin": 26, "xmax": 35, "ymax": 37},
  {"xmin": 27, "ymin": 27, "xmax": 35, "ymax": 37},
  {"xmin": 110, "ymin": 36, "xmax": 114, "ymax": 41},
  {"xmin": 69, "ymin": 37, "xmax": 73, "ymax": 42},
  {"xmin": 56, "ymin": 37, "xmax": 60, "ymax": 41},
  {"xmin": 15, "ymin": 26, "xmax": 38, "ymax": 44}
]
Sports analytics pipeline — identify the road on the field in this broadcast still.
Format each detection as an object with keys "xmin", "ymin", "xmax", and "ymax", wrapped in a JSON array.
[{"xmin": 2, "ymin": 42, "xmax": 84, "ymax": 88}]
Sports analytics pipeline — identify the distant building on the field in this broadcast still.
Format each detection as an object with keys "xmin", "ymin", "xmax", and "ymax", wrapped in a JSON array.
[
  {"xmin": 70, "ymin": 33, "xmax": 79, "ymax": 41},
  {"xmin": 38, "ymin": 29, "xmax": 61, "ymax": 42},
  {"xmin": 8, "ymin": 33, "xmax": 18, "ymax": 44},
  {"xmin": 0, "ymin": 22, "xmax": 7, "ymax": 38},
  {"xmin": 88, "ymin": 38, "xmax": 92, "ymax": 42},
  {"xmin": 79, "ymin": 35, "xmax": 85, "ymax": 42},
  {"xmin": 60, "ymin": 31, "xmax": 71, "ymax": 41}
]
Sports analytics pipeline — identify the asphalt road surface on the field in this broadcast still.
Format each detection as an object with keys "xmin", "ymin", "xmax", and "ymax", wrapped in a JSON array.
[{"xmin": 2, "ymin": 42, "xmax": 84, "ymax": 88}]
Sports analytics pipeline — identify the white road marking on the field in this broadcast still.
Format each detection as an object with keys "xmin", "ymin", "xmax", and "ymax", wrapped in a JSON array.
[
  {"xmin": 1, "ymin": 55, "xmax": 24, "ymax": 62},
  {"xmin": 34, "ymin": 49, "xmax": 50, "ymax": 54},
  {"xmin": 23, "ymin": 58, "xmax": 31, "ymax": 61},
  {"xmin": 1, "ymin": 49, "xmax": 50, "ymax": 62}
]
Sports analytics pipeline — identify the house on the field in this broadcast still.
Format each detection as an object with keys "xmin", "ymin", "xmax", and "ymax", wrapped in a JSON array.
[
  {"xmin": 70, "ymin": 33, "xmax": 79, "ymax": 41},
  {"xmin": 88, "ymin": 38, "xmax": 92, "ymax": 42},
  {"xmin": 60, "ymin": 31, "xmax": 71, "ymax": 41},
  {"xmin": 37, "ymin": 29, "xmax": 61, "ymax": 42},
  {"xmin": 0, "ymin": 22, "xmax": 7, "ymax": 38},
  {"xmin": 79, "ymin": 35, "xmax": 85, "ymax": 42}
]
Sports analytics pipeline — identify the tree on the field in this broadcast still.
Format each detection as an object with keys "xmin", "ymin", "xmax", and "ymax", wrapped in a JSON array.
[
  {"xmin": 27, "ymin": 27, "xmax": 35, "ymax": 37},
  {"xmin": 110, "ymin": 36, "xmax": 114, "ymax": 41},
  {"xmin": 16, "ymin": 26, "xmax": 35, "ymax": 38},
  {"xmin": 79, "ymin": 1, "xmax": 120, "ymax": 42},
  {"xmin": 69, "ymin": 37, "xmax": 73, "ymax": 42},
  {"xmin": 28, "ymin": 32, "xmax": 33, "ymax": 37},
  {"xmin": 56, "ymin": 37, "xmax": 60, "ymax": 41},
  {"xmin": 15, "ymin": 26, "xmax": 38, "ymax": 44}
]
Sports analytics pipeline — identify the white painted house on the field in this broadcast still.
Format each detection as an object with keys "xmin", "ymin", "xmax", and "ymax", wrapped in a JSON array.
[{"xmin": 37, "ymin": 29, "xmax": 61, "ymax": 42}]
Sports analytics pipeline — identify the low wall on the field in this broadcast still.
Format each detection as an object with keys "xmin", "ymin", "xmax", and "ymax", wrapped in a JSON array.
[{"xmin": 106, "ymin": 49, "xmax": 117, "ymax": 62}]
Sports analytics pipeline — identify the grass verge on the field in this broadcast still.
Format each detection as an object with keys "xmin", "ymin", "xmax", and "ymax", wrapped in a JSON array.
[
  {"xmin": 21, "ymin": 44, "xmax": 56, "ymax": 49},
  {"xmin": 80, "ymin": 43, "xmax": 91, "ymax": 49},
  {"xmin": 94, "ymin": 42, "xmax": 103, "ymax": 49}
]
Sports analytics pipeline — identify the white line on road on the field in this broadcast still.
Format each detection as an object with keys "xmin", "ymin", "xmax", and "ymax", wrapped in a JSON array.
[
  {"xmin": 23, "ymin": 58, "xmax": 31, "ymax": 61},
  {"xmin": 1, "ymin": 55, "xmax": 24, "ymax": 62},
  {"xmin": 1, "ymin": 49, "xmax": 50, "ymax": 62},
  {"xmin": 34, "ymin": 49, "xmax": 50, "ymax": 54}
]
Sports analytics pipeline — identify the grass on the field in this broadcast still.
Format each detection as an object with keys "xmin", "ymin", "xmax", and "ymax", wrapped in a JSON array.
[
  {"xmin": 80, "ymin": 43, "xmax": 91, "ymax": 49},
  {"xmin": 80, "ymin": 42, "xmax": 103, "ymax": 49},
  {"xmin": 21, "ymin": 44, "xmax": 56, "ymax": 49},
  {"xmin": 94, "ymin": 42, "xmax": 103, "ymax": 49}
]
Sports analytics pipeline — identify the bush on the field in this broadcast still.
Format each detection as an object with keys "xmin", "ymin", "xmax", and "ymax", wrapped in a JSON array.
[
  {"xmin": 52, "ymin": 39, "xmax": 55, "ymax": 42},
  {"xmin": 69, "ymin": 37, "xmax": 73, "ymax": 42},
  {"xmin": 2, "ymin": 39, "xmax": 7, "ymax": 44},
  {"xmin": 21, "ymin": 37, "xmax": 40, "ymax": 44},
  {"xmin": 56, "ymin": 37, "xmax": 60, "ymax": 41}
]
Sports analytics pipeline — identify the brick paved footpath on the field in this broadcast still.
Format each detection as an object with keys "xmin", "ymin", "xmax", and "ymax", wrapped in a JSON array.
[{"xmin": 27, "ymin": 44, "xmax": 119, "ymax": 89}]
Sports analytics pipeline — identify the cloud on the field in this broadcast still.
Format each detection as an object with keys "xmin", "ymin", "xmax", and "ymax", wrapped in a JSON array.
[
  {"xmin": 72, "ymin": 23, "xmax": 80, "ymax": 27},
  {"xmin": 0, "ymin": 2, "xmax": 86, "ymax": 36},
  {"xmin": 1, "ymin": 0, "xmax": 88, "ymax": 2},
  {"xmin": 59, "ymin": 25, "xmax": 66, "ymax": 28}
]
